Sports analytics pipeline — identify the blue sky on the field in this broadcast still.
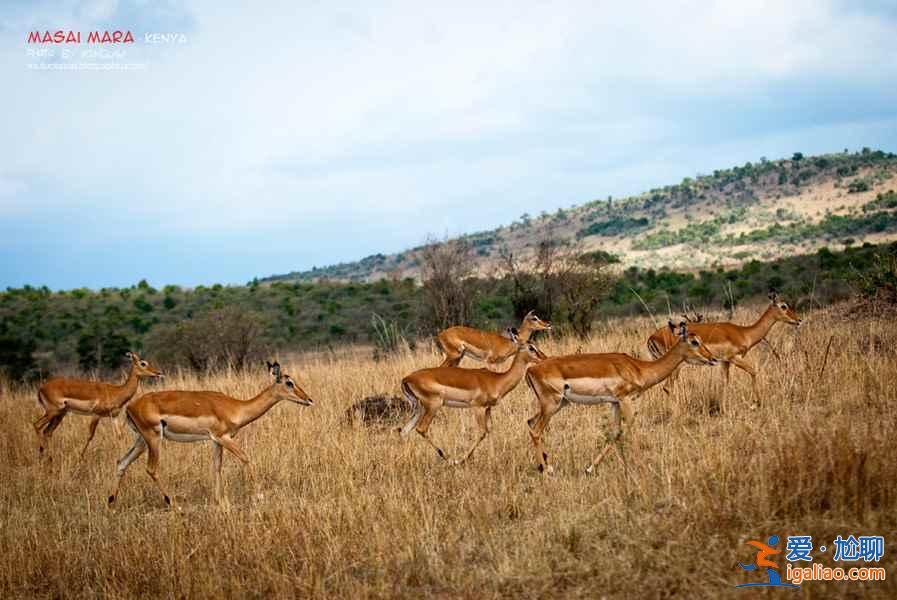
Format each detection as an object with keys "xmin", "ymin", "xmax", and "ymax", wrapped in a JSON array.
[{"xmin": 2, "ymin": 1, "xmax": 896, "ymax": 290}]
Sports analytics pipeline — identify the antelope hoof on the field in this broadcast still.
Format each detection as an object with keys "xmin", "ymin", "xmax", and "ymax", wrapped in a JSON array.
[
  {"xmin": 585, "ymin": 465, "xmax": 595, "ymax": 475},
  {"xmin": 107, "ymin": 495, "xmax": 115, "ymax": 505}
]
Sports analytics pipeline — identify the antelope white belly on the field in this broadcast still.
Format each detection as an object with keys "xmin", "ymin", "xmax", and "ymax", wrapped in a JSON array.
[
  {"xmin": 563, "ymin": 378, "xmax": 618, "ymax": 405},
  {"xmin": 464, "ymin": 347, "xmax": 487, "ymax": 361},
  {"xmin": 445, "ymin": 399, "xmax": 471, "ymax": 408},
  {"xmin": 441, "ymin": 385, "xmax": 476, "ymax": 407},
  {"xmin": 158, "ymin": 414, "xmax": 217, "ymax": 442},
  {"xmin": 161, "ymin": 430, "xmax": 209, "ymax": 443},
  {"xmin": 62, "ymin": 397, "xmax": 97, "ymax": 415}
]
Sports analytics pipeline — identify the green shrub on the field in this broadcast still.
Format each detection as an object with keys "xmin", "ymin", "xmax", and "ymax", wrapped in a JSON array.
[{"xmin": 577, "ymin": 217, "xmax": 650, "ymax": 238}]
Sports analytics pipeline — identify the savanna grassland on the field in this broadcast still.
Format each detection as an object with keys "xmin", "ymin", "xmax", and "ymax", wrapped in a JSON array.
[{"xmin": 1, "ymin": 303, "xmax": 895, "ymax": 598}]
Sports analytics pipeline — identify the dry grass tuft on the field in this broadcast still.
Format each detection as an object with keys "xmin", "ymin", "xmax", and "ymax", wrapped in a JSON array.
[{"xmin": 1, "ymin": 304, "xmax": 895, "ymax": 598}]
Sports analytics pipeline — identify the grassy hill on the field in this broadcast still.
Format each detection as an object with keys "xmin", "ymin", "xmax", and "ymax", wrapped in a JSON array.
[{"xmin": 263, "ymin": 148, "xmax": 897, "ymax": 283}]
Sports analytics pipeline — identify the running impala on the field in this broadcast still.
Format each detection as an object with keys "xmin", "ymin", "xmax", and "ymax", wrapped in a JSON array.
[
  {"xmin": 400, "ymin": 341, "xmax": 546, "ymax": 464},
  {"xmin": 646, "ymin": 291, "xmax": 802, "ymax": 394},
  {"xmin": 526, "ymin": 323, "xmax": 717, "ymax": 474},
  {"xmin": 34, "ymin": 351, "xmax": 163, "ymax": 461},
  {"xmin": 108, "ymin": 361, "xmax": 312, "ymax": 507},
  {"xmin": 436, "ymin": 310, "xmax": 551, "ymax": 367}
]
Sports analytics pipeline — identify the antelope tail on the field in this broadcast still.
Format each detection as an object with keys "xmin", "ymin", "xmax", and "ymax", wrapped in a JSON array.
[
  {"xmin": 399, "ymin": 381, "xmax": 422, "ymax": 436},
  {"xmin": 524, "ymin": 371, "xmax": 537, "ymax": 397},
  {"xmin": 124, "ymin": 410, "xmax": 140, "ymax": 435}
]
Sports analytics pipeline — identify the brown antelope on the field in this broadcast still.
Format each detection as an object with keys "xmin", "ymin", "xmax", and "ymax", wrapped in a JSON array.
[
  {"xmin": 646, "ymin": 292, "xmax": 802, "ymax": 394},
  {"xmin": 526, "ymin": 323, "xmax": 717, "ymax": 474},
  {"xmin": 436, "ymin": 310, "xmax": 551, "ymax": 367},
  {"xmin": 108, "ymin": 361, "xmax": 312, "ymax": 507},
  {"xmin": 34, "ymin": 351, "xmax": 164, "ymax": 460},
  {"xmin": 400, "ymin": 341, "xmax": 546, "ymax": 464}
]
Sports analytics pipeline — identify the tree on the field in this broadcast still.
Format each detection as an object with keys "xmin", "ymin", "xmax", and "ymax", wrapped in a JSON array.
[
  {"xmin": 499, "ymin": 232, "xmax": 614, "ymax": 339},
  {"xmin": 145, "ymin": 305, "xmax": 264, "ymax": 371},
  {"xmin": 0, "ymin": 324, "xmax": 37, "ymax": 382},
  {"xmin": 420, "ymin": 237, "xmax": 475, "ymax": 331},
  {"xmin": 76, "ymin": 325, "xmax": 131, "ymax": 372}
]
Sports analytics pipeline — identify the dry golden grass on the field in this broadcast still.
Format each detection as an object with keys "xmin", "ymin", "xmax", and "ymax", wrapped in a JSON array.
[{"xmin": 1, "ymin": 304, "xmax": 895, "ymax": 598}]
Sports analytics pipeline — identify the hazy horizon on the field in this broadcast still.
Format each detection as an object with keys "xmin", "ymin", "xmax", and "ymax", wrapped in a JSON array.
[{"xmin": 3, "ymin": 1, "xmax": 897, "ymax": 290}]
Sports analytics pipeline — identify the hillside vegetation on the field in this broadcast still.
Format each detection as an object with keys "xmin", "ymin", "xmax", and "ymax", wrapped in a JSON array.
[
  {"xmin": 265, "ymin": 148, "xmax": 897, "ymax": 283},
  {"xmin": 2, "ymin": 241, "xmax": 895, "ymax": 380}
]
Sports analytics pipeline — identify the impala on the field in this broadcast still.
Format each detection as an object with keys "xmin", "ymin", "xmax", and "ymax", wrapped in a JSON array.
[
  {"xmin": 34, "ymin": 351, "xmax": 163, "ymax": 460},
  {"xmin": 526, "ymin": 323, "xmax": 717, "ymax": 474},
  {"xmin": 108, "ymin": 361, "xmax": 312, "ymax": 506},
  {"xmin": 646, "ymin": 292, "xmax": 801, "ymax": 394},
  {"xmin": 400, "ymin": 341, "xmax": 546, "ymax": 464},
  {"xmin": 436, "ymin": 310, "xmax": 550, "ymax": 367}
]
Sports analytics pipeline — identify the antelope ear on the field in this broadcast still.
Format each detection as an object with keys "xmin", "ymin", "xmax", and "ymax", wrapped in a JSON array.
[
  {"xmin": 667, "ymin": 320, "xmax": 677, "ymax": 333},
  {"xmin": 125, "ymin": 351, "xmax": 137, "ymax": 362},
  {"xmin": 678, "ymin": 322, "xmax": 688, "ymax": 339},
  {"xmin": 768, "ymin": 290, "xmax": 778, "ymax": 302},
  {"xmin": 268, "ymin": 361, "xmax": 281, "ymax": 381},
  {"xmin": 524, "ymin": 310, "xmax": 535, "ymax": 319}
]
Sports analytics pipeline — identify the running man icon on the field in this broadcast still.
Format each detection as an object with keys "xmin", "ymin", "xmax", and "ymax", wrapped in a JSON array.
[{"xmin": 735, "ymin": 535, "xmax": 799, "ymax": 589}]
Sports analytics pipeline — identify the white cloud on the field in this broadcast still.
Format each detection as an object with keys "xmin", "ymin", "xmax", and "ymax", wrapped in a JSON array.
[{"xmin": 1, "ymin": 1, "xmax": 896, "ymax": 285}]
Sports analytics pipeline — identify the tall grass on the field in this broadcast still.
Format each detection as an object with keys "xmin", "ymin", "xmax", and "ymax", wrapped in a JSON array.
[{"xmin": 1, "ymin": 304, "xmax": 894, "ymax": 598}]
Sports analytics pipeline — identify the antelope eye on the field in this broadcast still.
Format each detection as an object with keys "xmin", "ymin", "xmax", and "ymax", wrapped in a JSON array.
[
  {"xmin": 781, "ymin": 303, "xmax": 788, "ymax": 309},
  {"xmin": 690, "ymin": 340, "xmax": 699, "ymax": 347},
  {"xmin": 140, "ymin": 361, "xmax": 147, "ymax": 367},
  {"xmin": 286, "ymin": 380, "xmax": 294, "ymax": 388}
]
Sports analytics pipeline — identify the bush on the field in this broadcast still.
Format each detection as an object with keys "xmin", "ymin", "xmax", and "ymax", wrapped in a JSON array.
[
  {"xmin": 577, "ymin": 217, "xmax": 649, "ymax": 238},
  {"xmin": 851, "ymin": 243, "xmax": 897, "ymax": 305},
  {"xmin": 369, "ymin": 313, "xmax": 412, "ymax": 360},
  {"xmin": 848, "ymin": 179, "xmax": 871, "ymax": 193},
  {"xmin": 0, "ymin": 327, "xmax": 36, "ymax": 382},
  {"xmin": 144, "ymin": 305, "xmax": 263, "ymax": 371}
]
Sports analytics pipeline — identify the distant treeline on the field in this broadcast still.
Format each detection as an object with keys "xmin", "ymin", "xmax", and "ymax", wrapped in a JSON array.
[{"xmin": 1, "ymin": 242, "xmax": 894, "ymax": 381}]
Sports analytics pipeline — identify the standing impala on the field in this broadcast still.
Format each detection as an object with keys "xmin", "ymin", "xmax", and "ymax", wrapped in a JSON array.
[
  {"xmin": 108, "ymin": 361, "xmax": 312, "ymax": 507},
  {"xmin": 526, "ymin": 323, "xmax": 717, "ymax": 474},
  {"xmin": 400, "ymin": 341, "xmax": 546, "ymax": 464},
  {"xmin": 436, "ymin": 310, "xmax": 551, "ymax": 367},
  {"xmin": 34, "ymin": 351, "xmax": 163, "ymax": 461},
  {"xmin": 646, "ymin": 292, "xmax": 802, "ymax": 394}
]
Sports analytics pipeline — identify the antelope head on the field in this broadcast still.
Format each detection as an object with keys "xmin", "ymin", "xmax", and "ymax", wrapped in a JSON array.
[
  {"xmin": 523, "ymin": 310, "xmax": 551, "ymax": 332},
  {"xmin": 768, "ymin": 291, "xmax": 802, "ymax": 326},
  {"xmin": 516, "ymin": 340, "xmax": 548, "ymax": 363},
  {"xmin": 268, "ymin": 361, "xmax": 313, "ymax": 406},
  {"xmin": 126, "ymin": 351, "xmax": 164, "ymax": 379},
  {"xmin": 669, "ymin": 322, "xmax": 717, "ymax": 366}
]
